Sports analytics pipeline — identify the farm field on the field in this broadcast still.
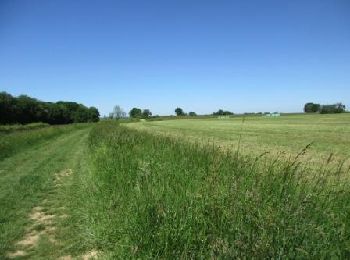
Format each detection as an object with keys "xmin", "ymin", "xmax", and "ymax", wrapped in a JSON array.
[
  {"xmin": 126, "ymin": 113, "xmax": 350, "ymax": 166},
  {"xmin": 1, "ymin": 117, "xmax": 350, "ymax": 258},
  {"xmin": 2, "ymin": 0, "xmax": 350, "ymax": 258}
]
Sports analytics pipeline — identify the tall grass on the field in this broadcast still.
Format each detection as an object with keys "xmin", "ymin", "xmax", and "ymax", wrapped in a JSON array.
[
  {"xmin": 0, "ymin": 123, "xmax": 88, "ymax": 160},
  {"xmin": 0, "ymin": 122, "xmax": 49, "ymax": 134},
  {"xmin": 77, "ymin": 122, "xmax": 350, "ymax": 258}
]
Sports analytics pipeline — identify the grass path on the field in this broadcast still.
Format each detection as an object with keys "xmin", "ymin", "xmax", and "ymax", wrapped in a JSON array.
[{"xmin": 0, "ymin": 126, "xmax": 93, "ymax": 259}]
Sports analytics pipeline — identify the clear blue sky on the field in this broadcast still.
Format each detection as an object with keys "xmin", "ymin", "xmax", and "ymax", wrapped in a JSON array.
[{"xmin": 1, "ymin": 0, "xmax": 349, "ymax": 116}]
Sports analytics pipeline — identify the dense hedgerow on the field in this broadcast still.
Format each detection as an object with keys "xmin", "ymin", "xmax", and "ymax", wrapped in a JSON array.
[
  {"xmin": 79, "ymin": 122, "xmax": 350, "ymax": 258},
  {"xmin": 0, "ymin": 91, "xmax": 99, "ymax": 125}
]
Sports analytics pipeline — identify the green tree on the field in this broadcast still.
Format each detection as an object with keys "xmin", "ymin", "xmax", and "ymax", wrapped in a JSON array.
[
  {"xmin": 213, "ymin": 109, "xmax": 233, "ymax": 116},
  {"xmin": 335, "ymin": 103, "xmax": 346, "ymax": 113},
  {"xmin": 47, "ymin": 103, "xmax": 68, "ymax": 124},
  {"xmin": 175, "ymin": 107, "xmax": 185, "ymax": 116},
  {"xmin": 188, "ymin": 112, "xmax": 197, "ymax": 116},
  {"xmin": 304, "ymin": 103, "xmax": 320, "ymax": 113},
  {"xmin": 129, "ymin": 107, "xmax": 142, "ymax": 118},
  {"xmin": 142, "ymin": 109, "xmax": 152, "ymax": 118},
  {"xmin": 0, "ymin": 92, "xmax": 16, "ymax": 124},
  {"xmin": 213, "ymin": 109, "xmax": 224, "ymax": 116},
  {"xmin": 88, "ymin": 107, "xmax": 100, "ymax": 122},
  {"xmin": 0, "ymin": 92, "xmax": 99, "ymax": 125},
  {"xmin": 320, "ymin": 103, "xmax": 346, "ymax": 114},
  {"xmin": 111, "ymin": 105, "xmax": 126, "ymax": 119},
  {"xmin": 16, "ymin": 95, "xmax": 42, "ymax": 124}
]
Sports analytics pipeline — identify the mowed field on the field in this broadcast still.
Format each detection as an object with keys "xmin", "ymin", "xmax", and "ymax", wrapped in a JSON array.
[{"xmin": 127, "ymin": 113, "xmax": 350, "ymax": 165}]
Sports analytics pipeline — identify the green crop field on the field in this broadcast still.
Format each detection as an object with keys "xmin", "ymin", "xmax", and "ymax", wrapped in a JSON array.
[
  {"xmin": 126, "ymin": 113, "xmax": 350, "ymax": 166},
  {"xmin": 1, "ymin": 115, "xmax": 350, "ymax": 259}
]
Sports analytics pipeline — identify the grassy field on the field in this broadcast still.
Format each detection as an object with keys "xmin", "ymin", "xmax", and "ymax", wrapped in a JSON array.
[
  {"xmin": 0, "ymin": 123, "xmax": 49, "ymax": 134},
  {"xmin": 126, "ymin": 113, "xmax": 350, "ymax": 166},
  {"xmin": 1, "ymin": 116, "xmax": 350, "ymax": 258},
  {"xmin": 80, "ymin": 122, "xmax": 350, "ymax": 258}
]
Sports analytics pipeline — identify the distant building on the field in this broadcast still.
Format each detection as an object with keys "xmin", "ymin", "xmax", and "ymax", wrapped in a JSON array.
[
  {"xmin": 217, "ymin": 115, "xmax": 231, "ymax": 119},
  {"xmin": 264, "ymin": 112, "xmax": 280, "ymax": 117}
]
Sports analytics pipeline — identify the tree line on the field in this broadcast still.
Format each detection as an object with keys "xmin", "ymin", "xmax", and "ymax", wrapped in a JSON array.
[
  {"xmin": 304, "ymin": 102, "xmax": 346, "ymax": 114},
  {"xmin": 0, "ymin": 92, "xmax": 99, "ymax": 125},
  {"xmin": 109, "ymin": 106, "xmax": 152, "ymax": 119},
  {"xmin": 176, "ymin": 108, "xmax": 234, "ymax": 116},
  {"xmin": 109, "ymin": 105, "xmax": 236, "ymax": 119},
  {"xmin": 109, "ymin": 102, "xmax": 348, "ymax": 121}
]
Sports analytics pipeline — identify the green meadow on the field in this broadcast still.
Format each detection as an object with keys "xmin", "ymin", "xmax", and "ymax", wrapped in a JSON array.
[
  {"xmin": 2, "ymin": 0, "xmax": 349, "ymax": 258},
  {"xmin": 1, "ymin": 114, "xmax": 350, "ymax": 258},
  {"xmin": 127, "ymin": 113, "xmax": 350, "ymax": 166}
]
